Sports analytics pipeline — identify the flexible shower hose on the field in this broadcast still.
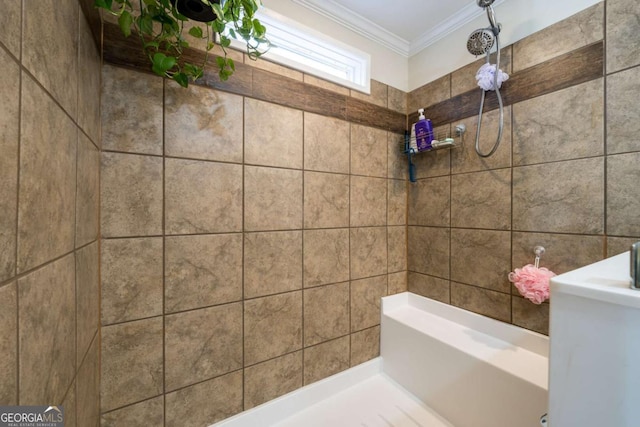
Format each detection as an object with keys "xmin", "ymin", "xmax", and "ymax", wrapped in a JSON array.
[{"xmin": 475, "ymin": 35, "xmax": 504, "ymax": 158}]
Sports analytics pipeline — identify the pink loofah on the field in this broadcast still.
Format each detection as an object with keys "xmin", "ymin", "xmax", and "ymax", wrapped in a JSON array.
[{"xmin": 508, "ymin": 264, "xmax": 555, "ymax": 304}]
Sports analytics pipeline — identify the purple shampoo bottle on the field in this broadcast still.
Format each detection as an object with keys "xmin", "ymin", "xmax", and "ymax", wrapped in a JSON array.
[{"xmin": 415, "ymin": 108, "xmax": 434, "ymax": 151}]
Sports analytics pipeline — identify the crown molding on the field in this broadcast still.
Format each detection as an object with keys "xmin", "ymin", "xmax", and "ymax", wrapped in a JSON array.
[
  {"xmin": 410, "ymin": 0, "xmax": 507, "ymax": 56},
  {"xmin": 292, "ymin": 0, "xmax": 508, "ymax": 58},
  {"xmin": 291, "ymin": 0, "xmax": 411, "ymax": 57}
]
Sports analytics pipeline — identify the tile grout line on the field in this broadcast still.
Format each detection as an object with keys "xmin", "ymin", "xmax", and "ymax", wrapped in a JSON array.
[
  {"xmin": 161, "ymin": 78, "xmax": 167, "ymax": 427},
  {"xmin": 301, "ymin": 111, "xmax": 306, "ymax": 385},
  {"xmin": 241, "ymin": 94, "xmax": 246, "ymax": 413},
  {"xmin": 602, "ymin": 0, "xmax": 608, "ymax": 257},
  {"xmin": 71, "ymin": 6, "xmax": 83, "ymax": 410},
  {"xmin": 347, "ymin": 121, "xmax": 352, "ymax": 367},
  {"xmin": 14, "ymin": 0, "xmax": 23, "ymax": 404}
]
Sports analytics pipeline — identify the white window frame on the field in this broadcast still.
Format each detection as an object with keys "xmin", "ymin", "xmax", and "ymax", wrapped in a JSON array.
[{"xmin": 225, "ymin": 7, "xmax": 371, "ymax": 94}]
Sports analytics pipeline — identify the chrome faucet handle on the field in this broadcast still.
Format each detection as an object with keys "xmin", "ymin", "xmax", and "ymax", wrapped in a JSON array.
[{"xmin": 631, "ymin": 242, "xmax": 640, "ymax": 290}]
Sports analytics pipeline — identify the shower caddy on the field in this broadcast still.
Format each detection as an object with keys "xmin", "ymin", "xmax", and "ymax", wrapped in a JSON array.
[{"xmin": 403, "ymin": 123, "xmax": 466, "ymax": 182}]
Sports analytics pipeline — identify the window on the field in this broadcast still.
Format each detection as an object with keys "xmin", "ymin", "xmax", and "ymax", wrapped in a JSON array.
[{"xmin": 226, "ymin": 7, "xmax": 371, "ymax": 94}]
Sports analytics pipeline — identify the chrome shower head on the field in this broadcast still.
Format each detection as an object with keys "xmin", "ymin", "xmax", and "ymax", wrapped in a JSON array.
[
  {"xmin": 467, "ymin": 28, "xmax": 495, "ymax": 56},
  {"xmin": 477, "ymin": 0, "xmax": 495, "ymax": 6}
]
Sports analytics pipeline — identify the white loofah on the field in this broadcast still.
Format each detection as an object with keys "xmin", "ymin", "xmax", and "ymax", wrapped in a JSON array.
[{"xmin": 476, "ymin": 63, "xmax": 509, "ymax": 91}]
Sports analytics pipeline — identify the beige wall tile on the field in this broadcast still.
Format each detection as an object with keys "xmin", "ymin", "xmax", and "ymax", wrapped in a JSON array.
[
  {"xmin": 18, "ymin": 255, "xmax": 75, "ymax": 405},
  {"xmin": 513, "ymin": 2, "xmax": 604, "ymax": 72},
  {"xmin": 387, "ymin": 86, "xmax": 407, "ymax": 114},
  {"xmin": 388, "ymin": 179, "xmax": 407, "ymax": 226},
  {"xmin": 303, "ymin": 74, "xmax": 350, "ymax": 95},
  {"xmin": 388, "ymin": 132, "xmax": 406, "ymax": 179},
  {"xmin": 101, "ymin": 317, "xmax": 163, "ymax": 412},
  {"xmin": 407, "ymin": 226, "xmax": 450, "ymax": 278},
  {"xmin": 244, "ymin": 231, "xmax": 302, "ymax": 299},
  {"xmin": 244, "ymin": 351, "xmax": 303, "ymax": 409},
  {"xmin": 452, "ymin": 47, "xmax": 512, "ymax": 97},
  {"xmin": 451, "ymin": 107, "xmax": 512, "ymax": 174},
  {"xmin": 76, "ymin": 335, "xmax": 100, "ymax": 427},
  {"xmin": 350, "ymin": 176, "xmax": 387, "ymax": 227},
  {"xmin": 350, "ymin": 227, "xmax": 387, "ymax": 280},
  {"xmin": 303, "ymin": 336, "xmax": 350, "ymax": 385},
  {"xmin": 0, "ymin": 0, "xmax": 21, "ymax": 57},
  {"xmin": 388, "ymin": 226, "xmax": 407, "ymax": 273},
  {"xmin": 0, "ymin": 282, "xmax": 17, "ymax": 404},
  {"xmin": 512, "ymin": 232, "xmax": 604, "ymax": 279},
  {"xmin": 165, "ymin": 303, "xmax": 242, "ymax": 391},
  {"xmin": 407, "ymin": 272, "xmax": 450, "ymax": 304},
  {"xmin": 451, "ymin": 229, "xmax": 511, "ymax": 293},
  {"xmin": 607, "ymin": 237, "xmax": 639, "ymax": 257},
  {"xmin": 350, "ymin": 326, "xmax": 380, "ymax": 366},
  {"xmin": 513, "ymin": 157, "xmax": 604, "ymax": 234},
  {"xmin": 63, "ymin": 378, "xmax": 76, "ymax": 427},
  {"xmin": 76, "ymin": 133, "xmax": 100, "ymax": 247},
  {"xmin": 101, "ymin": 396, "xmax": 164, "ymax": 427},
  {"xmin": 101, "ymin": 65, "xmax": 163, "ymax": 155},
  {"xmin": 351, "ymin": 80, "xmax": 387, "ymax": 108},
  {"xmin": 165, "ymin": 371, "xmax": 242, "ymax": 427},
  {"xmin": 304, "ymin": 282, "xmax": 350, "ymax": 347},
  {"xmin": 607, "ymin": 66, "xmax": 640, "ymax": 154},
  {"xmin": 514, "ymin": 79, "xmax": 604, "ymax": 165},
  {"xmin": 408, "ymin": 176, "xmax": 450, "ymax": 227},
  {"xmin": 451, "ymin": 282, "xmax": 511, "ymax": 322},
  {"xmin": 303, "ymin": 229, "xmax": 350, "ymax": 287},
  {"xmin": 0, "ymin": 50, "xmax": 18, "ymax": 282},
  {"xmin": 512, "ymin": 297, "xmax": 549, "ymax": 335},
  {"xmin": 607, "ymin": 0, "xmax": 640, "ymax": 73},
  {"xmin": 451, "ymin": 169, "xmax": 511, "ymax": 230},
  {"xmin": 245, "ymin": 98, "xmax": 303, "ymax": 169},
  {"xmin": 101, "ymin": 153, "xmax": 163, "ymax": 237},
  {"xmin": 165, "ymin": 82, "xmax": 243, "ymax": 162},
  {"xmin": 350, "ymin": 275, "xmax": 387, "ymax": 332},
  {"xmin": 350, "ymin": 125, "xmax": 387, "ymax": 178},
  {"xmin": 304, "ymin": 113, "xmax": 350, "ymax": 174},
  {"xmin": 23, "ymin": 0, "xmax": 78, "ymax": 117},
  {"xmin": 76, "ymin": 242, "xmax": 99, "ymax": 364},
  {"xmin": 244, "ymin": 292, "xmax": 302, "ymax": 366},
  {"xmin": 166, "ymin": 159, "xmax": 243, "ymax": 234},
  {"xmin": 388, "ymin": 271, "xmax": 407, "ymax": 295},
  {"xmin": 77, "ymin": 13, "xmax": 101, "ymax": 145},
  {"xmin": 18, "ymin": 74, "xmax": 76, "ymax": 272},
  {"xmin": 244, "ymin": 166, "xmax": 303, "ymax": 231},
  {"xmin": 166, "ymin": 234, "xmax": 243, "ymax": 312},
  {"xmin": 607, "ymin": 153, "xmax": 640, "ymax": 237},
  {"xmin": 304, "ymin": 172, "xmax": 349, "ymax": 229},
  {"xmin": 101, "ymin": 238, "xmax": 163, "ymax": 325},
  {"xmin": 408, "ymin": 75, "xmax": 450, "ymax": 113},
  {"xmin": 249, "ymin": 56, "xmax": 303, "ymax": 80}
]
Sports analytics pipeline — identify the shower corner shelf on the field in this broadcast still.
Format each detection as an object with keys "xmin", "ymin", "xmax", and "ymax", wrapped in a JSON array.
[{"xmin": 403, "ymin": 123, "xmax": 466, "ymax": 183}]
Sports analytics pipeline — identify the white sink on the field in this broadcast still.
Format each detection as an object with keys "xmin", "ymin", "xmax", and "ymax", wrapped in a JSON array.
[{"xmin": 548, "ymin": 251, "xmax": 640, "ymax": 427}]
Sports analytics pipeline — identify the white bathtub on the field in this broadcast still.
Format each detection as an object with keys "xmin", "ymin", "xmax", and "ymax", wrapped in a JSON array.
[{"xmin": 213, "ymin": 292, "xmax": 549, "ymax": 427}]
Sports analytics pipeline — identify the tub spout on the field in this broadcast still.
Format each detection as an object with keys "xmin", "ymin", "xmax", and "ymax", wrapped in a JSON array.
[{"xmin": 631, "ymin": 242, "xmax": 640, "ymax": 290}]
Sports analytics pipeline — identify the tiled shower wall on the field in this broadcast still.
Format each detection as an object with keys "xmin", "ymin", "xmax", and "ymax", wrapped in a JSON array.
[
  {"xmin": 407, "ymin": 0, "xmax": 640, "ymax": 334},
  {"xmin": 0, "ymin": 1, "xmax": 101, "ymax": 426},
  {"xmin": 99, "ymin": 64, "xmax": 408, "ymax": 425}
]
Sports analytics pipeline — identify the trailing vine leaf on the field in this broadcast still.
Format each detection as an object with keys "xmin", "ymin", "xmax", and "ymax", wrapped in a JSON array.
[
  {"xmin": 188, "ymin": 26, "xmax": 204, "ymax": 38},
  {"xmin": 152, "ymin": 52, "xmax": 177, "ymax": 75},
  {"xmin": 118, "ymin": 10, "xmax": 133, "ymax": 37},
  {"xmin": 173, "ymin": 72, "xmax": 189, "ymax": 87}
]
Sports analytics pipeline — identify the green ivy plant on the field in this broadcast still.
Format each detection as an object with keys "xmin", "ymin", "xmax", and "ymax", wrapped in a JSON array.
[{"xmin": 96, "ymin": 0, "xmax": 270, "ymax": 87}]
